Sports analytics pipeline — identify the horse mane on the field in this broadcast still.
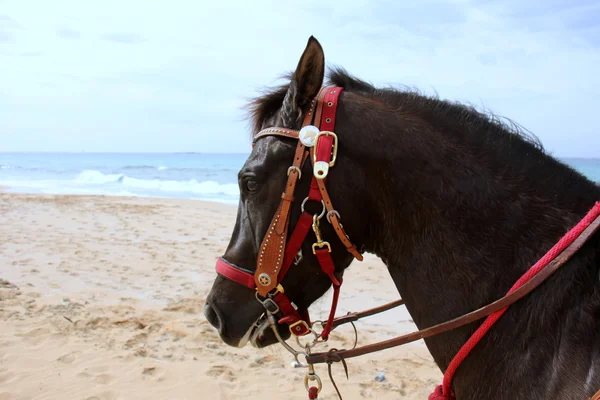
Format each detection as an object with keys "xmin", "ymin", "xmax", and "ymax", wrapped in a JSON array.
[
  {"xmin": 245, "ymin": 67, "xmax": 545, "ymax": 154},
  {"xmin": 245, "ymin": 73, "xmax": 293, "ymax": 138}
]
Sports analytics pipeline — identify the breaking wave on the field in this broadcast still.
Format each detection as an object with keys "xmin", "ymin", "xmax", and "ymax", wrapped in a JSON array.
[{"xmin": 73, "ymin": 170, "xmax": 238, "ymax": 196}]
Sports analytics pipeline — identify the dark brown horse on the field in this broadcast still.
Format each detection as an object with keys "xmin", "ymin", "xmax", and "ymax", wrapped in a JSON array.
[{"xmin": 204, "ymin": 36, "xmax": 600, "ymax": 399}]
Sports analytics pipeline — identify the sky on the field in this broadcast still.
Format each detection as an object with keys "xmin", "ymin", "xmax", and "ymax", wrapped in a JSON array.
[{"xmin": 1, "ymin": 0, "xmax": 599, "ymax": 157}]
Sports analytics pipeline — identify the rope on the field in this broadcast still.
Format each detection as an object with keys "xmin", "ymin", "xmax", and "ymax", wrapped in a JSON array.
[
  {"xmin": 433, "ymin": 201, "xmax": 600, "ymax": 399},
  {"xmin": 429, "ymin": 384, "xmax": 454, "ymax": 400}
]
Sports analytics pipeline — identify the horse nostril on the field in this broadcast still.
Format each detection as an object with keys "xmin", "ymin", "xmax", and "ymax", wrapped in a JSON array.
[{"xmin": 204, "ymin": 303, "xmax": 222, "ymax": 331}]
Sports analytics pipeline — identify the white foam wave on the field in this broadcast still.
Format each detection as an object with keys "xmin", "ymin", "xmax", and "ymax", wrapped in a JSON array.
[
  {"xmin": 73, "ymin": 170, "xmax": 239, "ymax": 196},
  {"xmin": 76, "ymin": 170, "xmax": 124, "ymax": 184},
  {"xmin": 121, "ymin": 165, "xmax": 168, "ymax": 171},
  {"xmin": 0, "ymin": 170, "xmax": 239, "ymax": 203}
]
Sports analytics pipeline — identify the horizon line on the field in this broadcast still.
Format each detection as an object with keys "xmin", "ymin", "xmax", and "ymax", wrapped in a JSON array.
[{"xmin": 0, "ymin": 151, "xmax": 596, "ymax": 160}]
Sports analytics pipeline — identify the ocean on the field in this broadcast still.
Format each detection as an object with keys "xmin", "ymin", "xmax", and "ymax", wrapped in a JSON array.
[{"xmin": 1, "ymin": 153, "xmax": 599, "ymax": 205}]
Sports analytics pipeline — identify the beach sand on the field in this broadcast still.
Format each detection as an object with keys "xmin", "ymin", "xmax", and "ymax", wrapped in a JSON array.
[{"xmin": 0, "ymin": 193, "xmax": 441, "ymax": 400}]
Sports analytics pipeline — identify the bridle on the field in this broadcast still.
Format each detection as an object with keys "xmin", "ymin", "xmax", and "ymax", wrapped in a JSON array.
[
  {"xmin": 213, "ymin": 86, "xmax": 600, "ymax": 399},
  {"xmin": 215, "ymin": 86, "xmax": 364, "ymax": 343}
]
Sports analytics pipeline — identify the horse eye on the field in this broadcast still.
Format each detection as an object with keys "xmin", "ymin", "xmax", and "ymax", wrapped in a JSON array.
[{"xmin": 245, "ymin": 180, "xmax": 259, "ymax": 192}]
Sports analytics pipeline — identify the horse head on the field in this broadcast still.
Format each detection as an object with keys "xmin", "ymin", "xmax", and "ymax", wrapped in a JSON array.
[{"xmin": 203, "ymin": 37, "xmax": 368, "ymax": 348}]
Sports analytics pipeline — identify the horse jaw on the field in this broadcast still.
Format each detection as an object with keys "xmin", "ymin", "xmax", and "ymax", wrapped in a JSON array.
[{"xmin": 234, "ymin": 314, "xmax": 264, "ymax": 348}]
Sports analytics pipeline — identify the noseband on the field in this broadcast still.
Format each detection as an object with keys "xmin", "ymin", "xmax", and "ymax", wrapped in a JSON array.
[{"xmin": 213, "ymin": 86, "xmax": 600, "ymax": 399}]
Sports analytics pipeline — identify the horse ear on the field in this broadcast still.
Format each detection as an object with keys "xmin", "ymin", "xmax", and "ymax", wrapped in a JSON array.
[{"xmin": 281, "ymin": 36, "xmax": 325, "ymax": 125}]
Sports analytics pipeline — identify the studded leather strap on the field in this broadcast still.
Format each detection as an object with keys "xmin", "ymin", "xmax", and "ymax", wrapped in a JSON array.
[
  {"xmin": 253, "ymin": 89, "xmax": 328, "ymax": 296},
  {"xmin": 253, "ymin": 127, "xmax": 300, "ymax": 144}
]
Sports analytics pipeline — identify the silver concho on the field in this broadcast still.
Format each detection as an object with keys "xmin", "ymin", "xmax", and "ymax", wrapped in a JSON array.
[
  {"xmin": 258, "ymin": 273, "xmax": 272, "ymax": 286},
  {"xmin": 299, "ymin": 125, "xmax": 319, "ymax": 147}
]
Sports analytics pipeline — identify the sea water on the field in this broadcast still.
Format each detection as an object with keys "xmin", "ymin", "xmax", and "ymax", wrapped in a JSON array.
[
  {"xmin": 0, "ymin": 152, "xmax": 246, "ymax": 205},
  {"xmin": 0, "ymin": 153, "xmax": 599, "ymax": 205}
]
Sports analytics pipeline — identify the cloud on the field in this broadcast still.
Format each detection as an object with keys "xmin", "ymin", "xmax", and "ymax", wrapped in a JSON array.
[
  {"xmin": 0, "ymin": 0, "xmax": 598, "ymax": 156},
  {"xmin": 0, "ymin": 14, "xmax": 19, "ymax": 28},
  {"xmin": 57, "ymin": 28, "xmax": 81, "ymax": 39},
  {"xmin": 101, "ymin": 33, "xmax": 144, "ymax": 44},
  {"xmin": 20, "ymin": 51, "xmax": 43, "ymax": 57},
  {"xmin": 0, "ymin": 13, "xmax": 18, "ymax": 42}
]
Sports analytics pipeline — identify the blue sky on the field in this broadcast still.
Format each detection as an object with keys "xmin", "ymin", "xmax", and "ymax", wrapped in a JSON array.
[{"xmin": 1, "ymin": 0, "xmax": 599, "ymax": 157}]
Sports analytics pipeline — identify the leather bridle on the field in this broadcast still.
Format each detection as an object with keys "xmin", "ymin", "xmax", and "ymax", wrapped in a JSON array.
[
  {"xmin": 215, "ymin": 86, "xmax": 364, "ymax": 343},
  {"xmin": 213, "ymin": 86, "xmax": 600, "ymax": 399}
]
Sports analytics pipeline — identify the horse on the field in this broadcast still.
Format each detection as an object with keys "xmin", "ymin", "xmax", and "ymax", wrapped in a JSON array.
[{"xmin": 203, "ymin": 36, "xmax": 600, "ymax": 399}]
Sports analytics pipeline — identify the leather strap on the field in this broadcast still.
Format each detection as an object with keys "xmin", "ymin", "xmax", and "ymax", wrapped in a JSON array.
[
  {"xmin": 215, "ymin": 257, "xmax": 256, "ymax": 289},
  {"xmin": 330, "ymin": 299, "xmax": 405, "ymax": 330},
  {"xmin": 253, "ymin": 127, "xmax": 299, "ymax": 143},
  {"xmin": 254, "ymin": 140, "xmax": 306, "ymax": 295},
  {"xmin": 316, "ymin": 179, "xmax": 362, "ymax": 260},
  {"xmin": 306, "ymin": 212, "xmax": 600, "ymax": 364},
  {"xmin": 253, "ymin": 93, "xmax": 324, "ymax": 295}
]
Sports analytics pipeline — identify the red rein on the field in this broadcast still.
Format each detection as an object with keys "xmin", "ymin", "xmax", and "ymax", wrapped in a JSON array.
[{"xmin": 430, "ymin": 201, "xmax": 600, "ymax": 399}]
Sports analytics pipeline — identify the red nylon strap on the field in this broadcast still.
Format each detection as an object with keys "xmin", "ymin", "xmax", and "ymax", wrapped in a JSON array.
[
  {"xmin": 215, "ymin": 257, "xmax": 256, "ymax": 289},
  {"xmin": 321, "ymin": 87, "xmax": 343, "ymax": 132},
  {"xmin": 307, "ymin": 87, "xmax": 342, "ymax": 201},
  {"xmin": 321, "ymin": 281, "xmax": 341, "ymax": 341},
  {"xmin": 314, "ymin": 248, "xmax": 342, "ymax": 340},
  {"xmin": 314, "ymin": 248, "xmax": 340, "ymax": 286},
  {"xmin": 307, "ymin": 174, "xmax": 322, "ymax": 201},
  {"xmin": 274, "ymin": 292, "xmax": 312, "ymax": 336},
  {"xmin": 279, "ymin": 211, "xmax": 314, "ymax": 280}
]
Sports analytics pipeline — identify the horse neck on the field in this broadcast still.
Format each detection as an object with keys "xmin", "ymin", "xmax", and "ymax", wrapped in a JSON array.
[{"xmin": 339, "ymin": 94, "xmax": 600, "ymax": 374}]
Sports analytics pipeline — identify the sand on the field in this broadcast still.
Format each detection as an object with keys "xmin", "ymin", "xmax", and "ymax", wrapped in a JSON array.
[{"xmin": 0, "ymin": 193, "xmax": 441, "ymax": 400}]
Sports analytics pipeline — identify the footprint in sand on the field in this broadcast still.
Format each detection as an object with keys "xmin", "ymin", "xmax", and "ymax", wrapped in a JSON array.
[
  {"xmin": 206, "ymin": 365, "xmax": 237, "ymax": 382},
  {"xmin": 77, "ymin": 371, "xmax": 115, "ymax": 385},
  {"xmin": 0, "ymin": 370, "xmax": 17, "ymax": 385},
  {"xmin": 93, "ymin": 374, "xmax": 115, "ymax": 385},
  {"xmin": 84, "ymin": 391, "xmax": 119, "ymax": 400},
  {"xmin": 56, "ymin": 351, "xmax": 82, "ymax": 364}
]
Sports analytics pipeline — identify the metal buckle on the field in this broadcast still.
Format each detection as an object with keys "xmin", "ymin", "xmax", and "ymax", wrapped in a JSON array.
[
  {"xmin": 326, "ymin": 209, "xmax": 340, "ymax": 224},
  {"xmin": 312, "ymin": 241, "xmax": 331, "ymax": 254},
  {"xmin": 272, "ymin": 284, "xmax": 284, "ymax": 295},
  {"xmin": 287, "ymin": 166, "xmax": 302, "ymax": 180},
  {"xmin": 311, "ymin": 214, "xmax": 331, "ymax": 254},
  {"xmin": 261, "ymin": 298, "xmax": 280, "ymax": 315},
  {"xmin": 289, "ymin": 320, "xmax": 312, "ymax": 336},
  {"xmin": 313, "ymin": 131, "xmax": 338, "ymax": 167}
]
